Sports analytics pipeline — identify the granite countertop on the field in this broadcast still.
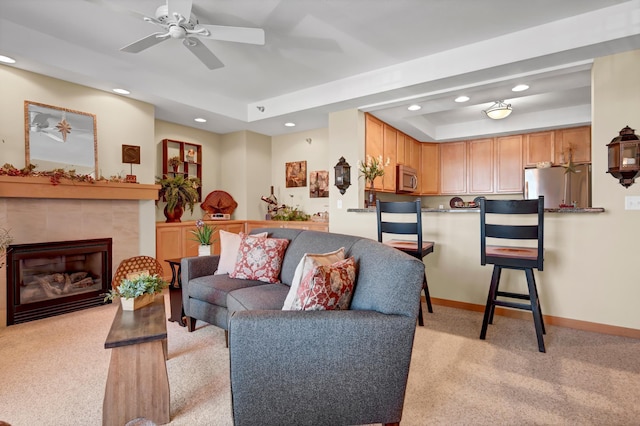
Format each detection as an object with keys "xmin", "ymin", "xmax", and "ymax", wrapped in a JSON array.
[{"xmin": 347, "ymin": 207, "xmax": 606, "ymax": 213}]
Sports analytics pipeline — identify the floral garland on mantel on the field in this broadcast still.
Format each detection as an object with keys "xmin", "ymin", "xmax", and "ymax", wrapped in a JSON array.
[{"xmin": 0, "ymin": 163, "xmax": 133, "ymax": 185}]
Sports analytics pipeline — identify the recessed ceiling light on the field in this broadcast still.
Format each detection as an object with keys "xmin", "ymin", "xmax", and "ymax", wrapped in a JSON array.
[
  {"xmin": 0, "ymin": 55, "xmax": 16, "ymax": 64},
  {"xmin": 407, "ymin": 104, "xmax": 422, "ymax": 111},
  {"xmin": 112, "ymin": 88, "xmax": 130, "ymax": 95},
  {"xmin": 512, "ymin": 84, "xmax": 529, "ymax": 92},
  {"xmin": 284, "ymin": 122, "xmax": 296, "ymax": 127},
  {"xmin": 194, "ymin": 118, "xmax": 207, "ymax": 123},
  {"xmin": 454, "ymin": 96, "xmax": 470, "ymax": 103}
]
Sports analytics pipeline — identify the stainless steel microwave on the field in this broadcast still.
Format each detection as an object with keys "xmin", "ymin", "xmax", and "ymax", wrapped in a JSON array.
[{"xmin": 396, "ymin": 164, "xmax": 418, "ymax": 193}]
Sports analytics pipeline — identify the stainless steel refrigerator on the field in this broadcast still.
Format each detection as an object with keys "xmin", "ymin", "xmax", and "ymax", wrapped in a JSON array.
[{"xmin": 524, "ymin": 164, "xmax": 591, "ymax": 208}]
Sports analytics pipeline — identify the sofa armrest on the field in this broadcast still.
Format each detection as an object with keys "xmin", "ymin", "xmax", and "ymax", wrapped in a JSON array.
[
  {"xmin": 181, "ymin": 255, "xmax": 220, "ymax": 282},
  {"xmin": 228, "ymin": 309, "xmax": 416, "ymax": 426}
]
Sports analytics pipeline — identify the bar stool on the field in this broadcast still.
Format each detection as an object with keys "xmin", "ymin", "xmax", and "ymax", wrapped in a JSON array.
[
  {"xmin": 376, "ymin": 199, "xmax": 434, "ymax": 326},
  {"xmin": 479, "ymin": 196, "xmax": 546, "ymax": 352}
]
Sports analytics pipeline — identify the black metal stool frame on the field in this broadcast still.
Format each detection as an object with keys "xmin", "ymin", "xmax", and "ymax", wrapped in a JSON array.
[{"xmin": 479, "ymin": 196, "xmax": 546, "ymax": 352}]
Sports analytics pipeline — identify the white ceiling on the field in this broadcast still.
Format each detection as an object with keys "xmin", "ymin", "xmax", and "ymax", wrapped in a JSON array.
[{"xmin": 1, "ymin": 0, "xmax": 639, "ymax": 142}]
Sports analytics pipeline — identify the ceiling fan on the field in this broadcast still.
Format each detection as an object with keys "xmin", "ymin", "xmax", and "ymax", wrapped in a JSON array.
[{"xmin": 92, "ymin": 0, "xmax": 265, "ymax": 70}]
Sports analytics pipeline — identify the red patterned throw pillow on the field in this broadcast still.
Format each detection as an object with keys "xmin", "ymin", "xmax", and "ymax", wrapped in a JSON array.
[
  {"xmin": 230, "ymin": 235, "xmax": 289, "ymax": 283},
  {"xmin": 294, "ymin": 257, "xmax": 357, "ymax": 311}
]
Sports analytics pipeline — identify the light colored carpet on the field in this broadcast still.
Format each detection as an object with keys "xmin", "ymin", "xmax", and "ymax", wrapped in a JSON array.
[{"xmin": 0, "ymin": 293, "xmax": 638, "ymax": 425}]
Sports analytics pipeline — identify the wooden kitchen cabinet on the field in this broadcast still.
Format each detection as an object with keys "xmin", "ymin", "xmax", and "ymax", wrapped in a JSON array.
[
  {"xmin": 420, "ymin": 143, "xmax": 439, "ymax": 195},
  {"xmin": 382, "ymin": 124, "xmax": 397, "ymax": 192},
  {"xmin": 396, "ymin": 133, "xmax": 407, "ymax": 165},
  {"xmin": 440, "ymin": 141, "xmax": 467, "ymax": 194},
  {"xmin": 555, "ymin": 126, "xmax": 591, "ymax": 164},
  {"xmin": 495, "ymin": 135, "xmax": 523, "ymax": 193},
  {"xmin": 467, "ymin": 138, "xmax": 494, "ymax": 194},
  {"xmin": 365, "ymin": 113, "xmax": 385, "ymax": 190},
  {"xmin": 408, "ymin": 137, "xmax": 421, "ymax": 172},
  {"xmin": 524, "ymin": 131, "xmax": 555, "ymax": 166}
]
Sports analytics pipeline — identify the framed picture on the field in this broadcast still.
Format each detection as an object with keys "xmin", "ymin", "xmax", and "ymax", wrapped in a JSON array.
[
  {"xmin": 24, "ymin": 101, "xmax": 98, "ymax": 177},
  {"xmin": 310, "ymin": 170, "xmax": 329, "ymax": 198},
  {"xmin": 285, "ymin": 161, "xmax": 307, "ymax": 187}
]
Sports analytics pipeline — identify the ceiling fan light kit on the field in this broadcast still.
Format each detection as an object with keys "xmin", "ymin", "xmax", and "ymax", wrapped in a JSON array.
[{"xmin": 483, "ymin": 100, "xmax": 512, "ymax": 120}]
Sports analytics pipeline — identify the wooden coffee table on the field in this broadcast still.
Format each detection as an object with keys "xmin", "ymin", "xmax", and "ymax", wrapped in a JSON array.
[{"xmin": 103, "ymin": 294, "xmax": 170, "ymax": 426}]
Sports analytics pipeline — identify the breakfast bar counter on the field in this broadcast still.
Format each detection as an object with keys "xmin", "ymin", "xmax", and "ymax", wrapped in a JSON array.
[{"xmin": 347, "ymin": 207, "xmax": 606, "ymax": 213}]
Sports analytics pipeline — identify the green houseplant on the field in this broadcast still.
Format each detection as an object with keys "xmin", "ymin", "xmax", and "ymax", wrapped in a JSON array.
[
  {"xmin": 190, "ymin": 219, "xmax": 217, "ymax": 256},
  {"xmin": 157, "ymin": 174, "xmax": 201, "ymax": 222},
  {"xmin": 104, "ymin": 273, "xmax": 168, "ymax": 311}
]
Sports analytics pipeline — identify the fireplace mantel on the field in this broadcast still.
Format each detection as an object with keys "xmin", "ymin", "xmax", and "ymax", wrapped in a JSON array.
[{"xmin": 0, "ymin": 176, "xmax": 159, "ymax": 200}]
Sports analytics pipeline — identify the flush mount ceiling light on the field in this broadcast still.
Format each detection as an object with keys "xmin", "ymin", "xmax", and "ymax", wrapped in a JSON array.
[
  {"xmin": 454, "ymin": 96, "xmax": 470, "ymax": 103},
  {"xmin": 407, "ymin": 104, "xmax": 422, "ymax": 111},
  {"xmin": 194, "ymin": 117, "xmax": 207, "ymax": 123},
  {"xmin": 512, "ymin": 84, "xmax": 529, "ymax": 92},
  {"xmin": 483, "ymin": 100, "xmax": 512, "ymax": 120},
  {"xmin": 284, "ymin": 122, "xmax": 296, "ymax": 127},
  {"xmin": 112, "ymin": 88, "xmax": 130, "ymax": 95}
]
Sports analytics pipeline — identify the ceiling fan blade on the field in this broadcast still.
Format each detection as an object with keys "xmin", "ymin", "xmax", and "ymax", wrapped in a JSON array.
[
  {"xmin": 199, "ymin": 24, "xmax": 265, "ymax": 45},
  {"xmin": 183, "ymin": 38, "xmax": 224, "ymax": 70},
  {"xmin": 121, "ymin": 32, "xmax": 169, "ymax": 53},
  {"xmin": 167, "ymin": 0, "xmax": 193, "ymax": 20}
]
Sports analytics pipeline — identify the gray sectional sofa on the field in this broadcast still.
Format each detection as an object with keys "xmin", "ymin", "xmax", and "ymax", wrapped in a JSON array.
[{"xmin": 181, "ymin": 228, "xmax": 425, "ymax": 425}]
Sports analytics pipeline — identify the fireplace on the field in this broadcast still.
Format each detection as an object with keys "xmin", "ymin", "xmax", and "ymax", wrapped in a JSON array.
[{"xmin": 6, "ymin": 238, "xmax": 112, "ymax": 324}]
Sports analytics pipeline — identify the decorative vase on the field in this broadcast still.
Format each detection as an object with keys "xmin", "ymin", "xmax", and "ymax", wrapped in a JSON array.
[
  {"xmin": 120, "ymin": 293, "xmax": 155, "ymax": 311},
  {"xmin": 172, "ymin": 165, "xmax": 179, "ymax": 173},
  {"xmin": 164, "ymin": 201, "xmax": 184, "ymax": 223},
  {"xmin": 198, "ymin": 244, "xmax": 211, "ymax": 256},
  {"xmin": 366, "ymin": 182, "xmax": 376, "ymax": 208}
]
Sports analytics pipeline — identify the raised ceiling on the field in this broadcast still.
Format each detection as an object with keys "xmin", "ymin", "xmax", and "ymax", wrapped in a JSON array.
[{"xmin": 1, "ymin": 0, "xmax": 639, "ymax": 142}]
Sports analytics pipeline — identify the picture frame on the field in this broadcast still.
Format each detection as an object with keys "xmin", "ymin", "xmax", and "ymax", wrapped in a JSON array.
[
  {"xmin": 285, "ymin": 160, "xmax": 307, "ymax": 187},
  {"xmin": 24, "ymin": 101, "xmax": 98, "ymax": 177},
  {"xmin": 310, "ymin": 170, "xmax": 329, "ymax": 198}
]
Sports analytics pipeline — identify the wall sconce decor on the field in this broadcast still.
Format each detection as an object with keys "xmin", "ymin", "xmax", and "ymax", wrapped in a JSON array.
[
  {"xmin": 334, "ymin": 156, "xmax": 351, "ymax": 195},
  {"xmin": 606, "ymin": 125, "xmax": 640, "ymax": 188},
  {"xmin": 122, "ymin": 144, "xmax": 140, "ymax": 183}
]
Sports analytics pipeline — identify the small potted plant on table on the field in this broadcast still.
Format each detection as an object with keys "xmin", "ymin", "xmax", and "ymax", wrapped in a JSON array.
[
  {"xmin": 190, "ymin": 219, "xmax": 217, "ymax": 256},
  {"xmin": 104, "ymin": 273, "xmax": 168, "ymax": 311}
]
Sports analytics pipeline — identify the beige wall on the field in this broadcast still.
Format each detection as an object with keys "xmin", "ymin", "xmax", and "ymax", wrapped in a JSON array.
[{"xmin": 271, "ymin": 128, "xmax": 332, "ymax": 218}]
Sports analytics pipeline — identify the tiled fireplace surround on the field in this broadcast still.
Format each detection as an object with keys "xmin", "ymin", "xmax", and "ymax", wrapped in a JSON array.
[{"xmin": 1, "ymin": 197, "xmax": 141, "ymax": 328}]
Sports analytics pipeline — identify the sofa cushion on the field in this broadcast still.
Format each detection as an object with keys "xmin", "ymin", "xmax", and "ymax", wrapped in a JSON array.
[
  {"xmin": 227, "ymin": 283, "xmax": 290, "ymax": 314},
  {"xmin": 188, "ymin": 274, "xmax": 265, "ymax": 308},
  {"xmin": 293, "ymin": 257, "xmax": 357, "ymax": 311},
  {"xmin": 215, "ymin": 231, "xmax": 268, "ymax": 275},
  {"xmin": 282, "ymin": 247, "xmax": 345, "ymax": 310},
  {"xmin": 230, "ymin": 235, "xmax": 290, "ymax": 283}
]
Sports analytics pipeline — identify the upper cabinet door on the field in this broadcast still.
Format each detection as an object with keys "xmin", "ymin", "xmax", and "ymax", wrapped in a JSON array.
[
  {"xmin": 467, "ymin": 138, "xmax": 494, "ymax": 194},
  {"xmin": 556, "ymin": 126, "xmax": 591, "ymax": 164},
  {"xmin": 524, "ymin": 131, "xmax": 555, "ymax": 166},
  {"xmin": 440, "ymin": 141, "xmax": 467, "ymax": 194},
  {"xmin": 420, "ymin": 143, "xmax": 439, "ymax": 195},
  {"xmin": 382, "ymin": 124, "xmax": 397, "ymax": 192},
  {"xmin": 365, "ymin": 114, "xmax": 385, "ymax": 190},
  {"xmin": 495, "ymin": 135, "xmax": 523, "ymax": 193}
]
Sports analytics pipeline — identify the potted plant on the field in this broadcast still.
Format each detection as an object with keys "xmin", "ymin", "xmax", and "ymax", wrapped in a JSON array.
[
  {"xmin": 190, "ymin": 219, "xmax": 217, "ymax": 256},
  {"xmin": 168, "ymin": 156, "xmax": 181, "ymax": 172},
  {"xmin": 104, "ymin": 272, "xmax": 168, "ymax": 310},
  {"xmin": 156, "ymin": 174, "xmax": 201, "ymax": 222},
  {"xmin": 358, "ymin": 155, "xmax": 390, "ymax": 207}
]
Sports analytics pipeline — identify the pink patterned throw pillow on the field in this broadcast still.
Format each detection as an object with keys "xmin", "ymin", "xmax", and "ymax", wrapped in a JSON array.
[
  {"xmin": 294, "ymin": 257, "xmax": 357, "ymax": 311},
  {"xmin": 230, "ymin": 235, "xmax": 289, "ymax": 283}
]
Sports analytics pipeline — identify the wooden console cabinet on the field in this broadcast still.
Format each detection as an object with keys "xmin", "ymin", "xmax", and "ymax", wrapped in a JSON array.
[{"xmin": 156, "ymin": 220, "xmax": 328, "ymax": 279}]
